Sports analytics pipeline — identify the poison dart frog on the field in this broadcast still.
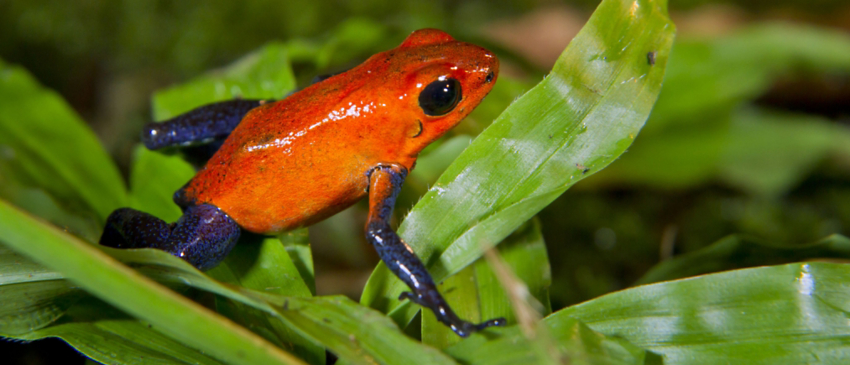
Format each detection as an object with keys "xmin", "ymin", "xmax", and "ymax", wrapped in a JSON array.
[{"xmin": 99, "ymin": 29, "xmax": 504, "ymax": 337}]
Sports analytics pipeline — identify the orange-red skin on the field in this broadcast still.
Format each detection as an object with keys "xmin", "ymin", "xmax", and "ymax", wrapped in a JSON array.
[{"xmin": 182, "ymin": 29, "xmax": 499, "ymax": 233}]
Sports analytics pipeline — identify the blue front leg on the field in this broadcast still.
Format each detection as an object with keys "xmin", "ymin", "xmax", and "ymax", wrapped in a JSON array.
[
  {"xmin": 100, "ymin": 204, "xmax": 240, "ymax": 270},
  {"xmin": 143, "ymin": 99, "xmax": 272, "ymax": 150},
  {"xmin": 365, "ymin": 164, "xmax": 506, "ymax": 337}
]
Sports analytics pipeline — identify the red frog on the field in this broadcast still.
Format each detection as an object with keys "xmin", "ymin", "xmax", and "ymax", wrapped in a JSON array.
[{"xmin": 100, "ymin": 29, "xmax": 503, "ymax": 337}]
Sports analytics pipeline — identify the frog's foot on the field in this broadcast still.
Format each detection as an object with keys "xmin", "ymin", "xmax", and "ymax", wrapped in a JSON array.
[
  {"xmin": 99, "ymin": 204, "xmax": 240, "ymax": 270},
  {"xmin": 399, "ymin": 291, "xmax": 506, "ymax": 337}
]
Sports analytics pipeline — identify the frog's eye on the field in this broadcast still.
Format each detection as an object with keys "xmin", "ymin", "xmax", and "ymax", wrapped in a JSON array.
[{"xmin": 419, "ymin": 78, "xmax": 461, "ymax": 116}]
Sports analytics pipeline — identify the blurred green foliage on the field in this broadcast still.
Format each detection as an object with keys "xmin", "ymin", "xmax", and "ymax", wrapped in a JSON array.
[{"xmin": 544, "ymin": 21, "xmax": 850, "ymax": 308}]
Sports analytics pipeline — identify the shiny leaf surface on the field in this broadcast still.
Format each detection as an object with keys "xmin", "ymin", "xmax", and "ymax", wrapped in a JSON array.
[
  {"xmin": 361, "ymin": 0, "xmax": 676, "ymax": 331},
  {"xmin": 558, "ymin": 262, "xmax": 850, "ymax": 364}
]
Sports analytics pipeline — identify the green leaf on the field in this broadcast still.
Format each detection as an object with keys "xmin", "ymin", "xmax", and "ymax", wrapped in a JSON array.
[
  {"xmin": 0, "ymin": 248, "xmax": 82, "ymax": 335},
  {"xmin": 557, "ymin": 262, "xmax": 850, "ymax": 364},
  {"xmin": 446, "ymin": 317, "xmax": 659, "ymax": 365},
  {"xmin": 152, "ymin": 42, "xmax": 297, "ymax": 121},
  {"xmin": 270, "ymin": 296, "xmax": 458, "ymax": 365},
  {"xmin": 361, "ymin": 0, "xmax": 675, "ymax": 330},
  {"xmin": 11, "ymin": 301, "xmax": 229, "ymax": 365},
  {"xmin": 0, "ymin": 59, "xmax": 127, "ymax": 225},
  {"xmin": 0, "ymin": 200, "xmax": 457, "ymax": 364},
  {"xmin": 207, "ymin": 235, "xmax": 313, "ymax": 298},
  {"xmin": 0, "ymin": 247, "xmax": 226, "ymax": 365},
  {"xmin": 278, "ymin": 229, "xmax": 316, "ymax": 296},
  {"xmin": 636, "ymin": 234, "xmax": 850, "ymax": 285},
  {"xmin": 0, "ymin": 199, "xmax": 305, "ymax": 365},
  {"xmin": 128, "ymin": 146, "xmax": 196, "ymax": 222}
]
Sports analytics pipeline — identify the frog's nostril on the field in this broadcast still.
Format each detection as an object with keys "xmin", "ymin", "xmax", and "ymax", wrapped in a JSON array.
[{"xmin": 485, "ymin": 71, "xmax": 494, "ymax": 83}]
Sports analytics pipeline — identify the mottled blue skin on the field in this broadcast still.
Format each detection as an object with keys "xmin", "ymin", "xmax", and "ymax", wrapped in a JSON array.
[
  {"xmin": 142, "ymin": 99, "xmax": 270, "ymax": 150},
  {"xmin": 101, "ymin": 204, "xmax": 240, "ymax": 271}
]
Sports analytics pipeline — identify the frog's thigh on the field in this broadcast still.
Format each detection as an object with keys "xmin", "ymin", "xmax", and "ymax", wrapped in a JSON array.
[
  {"xmin": 100, "ymin": 204, "xmax": 240, "ymax": 270},
  {"xmin": 165, "ymin": 204, "xmax": 241, "ymax": 270},
  {"xmin": 142, "ymin": 99, "xmax": 270, "ymax": 150}
]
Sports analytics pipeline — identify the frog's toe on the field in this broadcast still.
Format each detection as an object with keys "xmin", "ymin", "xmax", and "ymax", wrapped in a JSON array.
[
  {"xmin": 475, "ymin": 317, "xmax": 507, "ymax": 330},
  {"xmin": 100, "ymin": 208, "xmax": 170, "ymax": 249}
]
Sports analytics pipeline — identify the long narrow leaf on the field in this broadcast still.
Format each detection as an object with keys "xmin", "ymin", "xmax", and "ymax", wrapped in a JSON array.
[
  {"xmin": 0, "ymin": 200, "xmax": 457, "ymax": 364},
  {"xmin": 361, "ymin": 0, "xmax": 676, "ymax": 329},
  {"xmin": 558, "ymin": 262, "xmax": 850, "ymax": 364},
  {"xmin": 636, "ymin": 234, "xmax": 850, "ymax": 285},
  {"xmin": 0, "ymin": 60, "xmax": 127, "ymax": 226},
  {"xmin": 0, "ymin": 200, "xmax": 304, "ymax": 365}
]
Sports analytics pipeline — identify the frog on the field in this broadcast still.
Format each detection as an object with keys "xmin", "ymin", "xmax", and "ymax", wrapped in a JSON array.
[{"xmin": 99, "ymin": 28, "xmax": 504, "ymax": 337}]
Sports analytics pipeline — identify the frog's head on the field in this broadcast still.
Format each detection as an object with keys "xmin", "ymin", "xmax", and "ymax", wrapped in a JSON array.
[{"xmin": 376, "ymin": 29, "xmax": 500, "ymax": 154}]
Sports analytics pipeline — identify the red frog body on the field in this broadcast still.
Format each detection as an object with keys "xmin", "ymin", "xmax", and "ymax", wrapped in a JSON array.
[
  {"xmin": 183, "ymin": 29, "xmax": 498, "ymax": 233},
  {"xmin": 101, "ymin": 29, "xmax": 503, "ymax": 337}
]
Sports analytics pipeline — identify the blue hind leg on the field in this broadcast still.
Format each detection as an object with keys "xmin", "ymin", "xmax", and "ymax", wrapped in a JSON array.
[
  {"xmin": 365, "ymin": 164, "xmax": 506, "ymax": 337},
  {"xmin": 99, "ymin": 204, "xmax": 240, "ymax": 270}
]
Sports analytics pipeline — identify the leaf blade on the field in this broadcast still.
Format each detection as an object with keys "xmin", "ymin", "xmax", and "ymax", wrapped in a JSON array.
[{"xmin": 361, "ymin": 0, "xmax": 676, "ymax": 329}]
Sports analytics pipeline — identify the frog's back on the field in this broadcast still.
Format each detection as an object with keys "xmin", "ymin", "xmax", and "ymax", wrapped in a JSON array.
[
  {"xmin": 180, "ymin": 87, "xmax": 386, "ymax": 233},
  {"xmin": 179, "ymin": 28, "xmax": 499, "ymax": 234}
]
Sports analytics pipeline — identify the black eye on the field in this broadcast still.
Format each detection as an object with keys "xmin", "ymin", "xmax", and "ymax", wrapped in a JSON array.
[
  {"xmin": 419, "ymin": 78, "xmax": 462, "ymax": 116},
  {"xmin": 485, "ymin": 71, "xmax": 494, "ymax": 83}
]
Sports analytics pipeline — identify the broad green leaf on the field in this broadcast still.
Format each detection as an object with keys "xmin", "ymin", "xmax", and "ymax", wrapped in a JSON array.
[
  {"xmin": 446, "ymin": 317, "xmax": 659, "ymax": 365},
  {"xmin": 128, "ymin": 146, "xmax": 195, "ymax": 222},
  {"xmin": 0, "ymin": 59, "xmax": 127, "ymax": 224},
  {"xmin": 0, "ymin": 248, "xmax": 252, "ymax": 365},
  {"xmin": 152, "ymin": 42, "xmax": 297, "ymax": 120},
  {"xmin": 206, "ymin": 234, "xmax": 322, "ymax": 364},
  {"xmin": 11, "ymin": 301, "xmax": 228, "ymax": 365},
  {"xmin": 269, "ymin": 296, "xmax": 457, "ymax": 365},
  {"xmin": 0, "ymin": 280, "xmax": 81, "ymax": 335},
  {"xmin": 557, "ymin": 262, "xmax": 850, "ymax": 364},
  {"xmin": 213, "ymin": 298, "xmax": 323, "ymax": 365},
  {"xmin": 361, "ymin": 0, "xmax": 675, "ymax": 329},
  {"xmin": 421, "ymin": 219, "xmax": 551, "ymax": 349},
  {"xmin": 208, "ymin": 235, "xmax": 313, "ymax": 298},
  {"xmin": 278, "ymin": 229, "xmax": 316, "ymax": 296},
  {"xmin": 0, "ymin": 199, "xmax": 304, "ymax": 365},
  {"xmin": 0, "ymin": 201, "xmax": 456, "ymax": 365},
  {"xmin": 636, "ymin": 234, "xmax": 850, "ymax": 285}
]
